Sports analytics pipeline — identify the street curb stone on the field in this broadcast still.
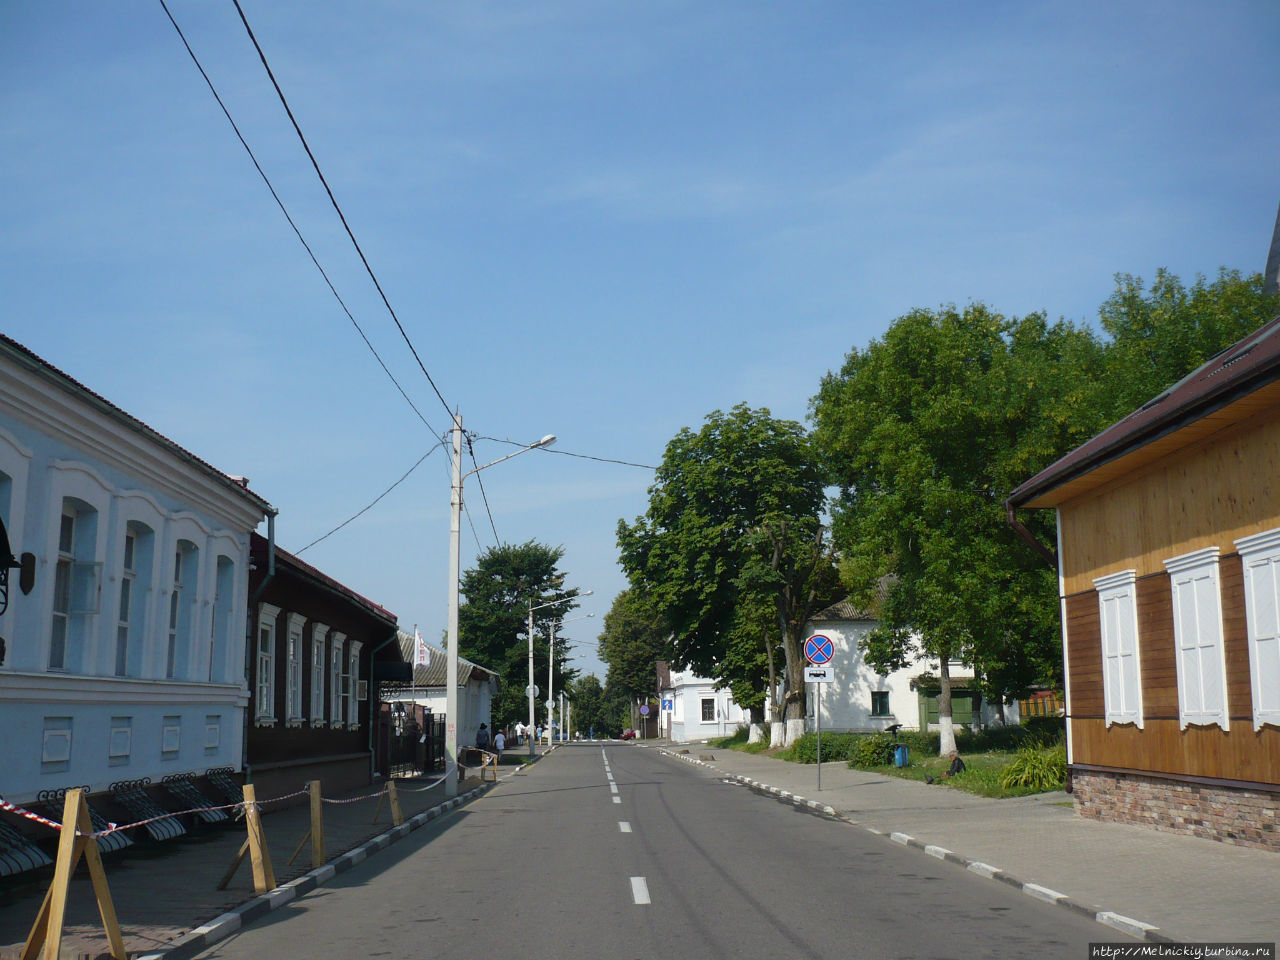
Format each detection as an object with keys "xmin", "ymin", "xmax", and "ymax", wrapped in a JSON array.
[
  {"xmin": 131, "ymin": 760, "xmax": 531, "ymax": 960},
  {"xmin": 657, "ymin": 747, "xmax": 1174, "ymax": 945}
]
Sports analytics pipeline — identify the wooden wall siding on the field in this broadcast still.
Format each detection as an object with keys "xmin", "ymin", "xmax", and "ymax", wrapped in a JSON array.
[
  {"xmin": 1070, "ymin": 718, "xmax": 1280, "ymax": 783},
  {"xmin": 1057, "ymin": 403, "xmax": 1280, "ymax": 596},
  {"xmin": 1064, "ymin": 555, "xmax": 1265, "ymax": 780},
  {"xmin": 1064, "ymin": 592, "xmax": 1103, "ymax": 717}
]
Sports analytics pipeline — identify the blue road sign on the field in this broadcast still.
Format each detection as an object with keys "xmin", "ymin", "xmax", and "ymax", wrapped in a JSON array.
[
  {"xmin": 804, "ymin": 634, "xmax": 834, "ymax": 665},
  {"xmin": 661, "ymin": 699, "xmax": 673, "ymax": 711}
]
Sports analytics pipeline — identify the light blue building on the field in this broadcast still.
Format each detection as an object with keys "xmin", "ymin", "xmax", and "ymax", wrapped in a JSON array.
[{"xmin": 0, "ymin": 336, "xmax": 272, "ymax": 804}]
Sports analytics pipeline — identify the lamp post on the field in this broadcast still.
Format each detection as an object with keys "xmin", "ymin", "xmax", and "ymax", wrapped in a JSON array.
[
  {"xmin": 529, "ymin": 597, "xmax": 591, "ymax": 756},
  {"xmin": 548, "ymin": 612, "xmax": 592, "ymax": 743},
  {"xmin": 446, "ymin": 415, "xmax": 554, "ymax": 797}
]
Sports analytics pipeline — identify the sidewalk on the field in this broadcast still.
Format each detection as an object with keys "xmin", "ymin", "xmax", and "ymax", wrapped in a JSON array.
[
  {"xmin": 655, "ymin": 742, "xmax": 1279, "ymax": 945},
  {"xmin": 0, "ymin": 766, "xmax": 504, "ymax": 960}
]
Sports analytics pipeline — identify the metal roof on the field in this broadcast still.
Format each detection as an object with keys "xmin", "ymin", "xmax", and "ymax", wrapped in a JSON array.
[{"xmin": 395, "ymin": 630, "xmax": 498, "ymax": 687}]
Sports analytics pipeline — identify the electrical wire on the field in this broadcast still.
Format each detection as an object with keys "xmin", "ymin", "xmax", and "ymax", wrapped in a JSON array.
[
  {"xmin": 156, "ymin": 0, "xmax": 439, "ymax": 438},
  {"xmin": 474, "ymin": 436, "xmax": 655, "ymax": 471},
  {"xmin": 230, "ymin": 0, "xmax": 453, "ymax": 421},
  {"xmin": 465, "ymin": 436, "xmax": 502, "ymax": 546},
  {"xmin": 294, "ymin": 444, "xmax": 444, "ymax": 555}
]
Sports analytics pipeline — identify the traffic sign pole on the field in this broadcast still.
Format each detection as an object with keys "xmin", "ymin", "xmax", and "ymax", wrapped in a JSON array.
[{"xmin": 804, "ymin": 635, "xmax": 834, "ymax": 791}]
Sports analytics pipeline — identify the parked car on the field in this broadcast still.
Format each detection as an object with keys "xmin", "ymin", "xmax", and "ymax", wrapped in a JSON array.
[{"xmin": 620, "ymin": 729, "xmax": 636, "ymax": 740}]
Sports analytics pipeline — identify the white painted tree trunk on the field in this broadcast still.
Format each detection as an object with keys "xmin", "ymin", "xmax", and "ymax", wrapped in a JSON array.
[
  {"xmin": 938, "ymin": 715, "xmax": 957, "ymax": 756},
  {"xmin": 784, "ymin": 718, "xmax": 805, "ymax": 747},
  {"xmin": 770, "ymin": 721, "xmax": 785, "ymax": 747},
  {"xmin": 747, "ymin": 723, "xmax": 764, "ymax": 744}
]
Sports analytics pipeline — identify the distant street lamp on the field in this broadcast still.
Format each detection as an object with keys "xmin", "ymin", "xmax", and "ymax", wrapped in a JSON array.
[
  {"xmin": 549, "ymin": 612, "xmax": 593, "ymax": 742},
  {"xmin": 528, "ymin": 595, "xmax": 591, "ymax": 757},
  {"xmin": 446, "ymin": 416, "xmax": 555, "ymax": 796}
]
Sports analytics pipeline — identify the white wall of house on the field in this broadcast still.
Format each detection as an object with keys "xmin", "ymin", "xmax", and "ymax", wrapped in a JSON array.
[
  {"xmin": 660, "ymin": 669, "xmax": 747, "ymax": 743},
  {"xmin": 0, "ymin": 347, "xmax": 267, "ymax": 802},
  {"xmin": 804, "ymin": 615, "xmax": 1019, "ymax": 733}
]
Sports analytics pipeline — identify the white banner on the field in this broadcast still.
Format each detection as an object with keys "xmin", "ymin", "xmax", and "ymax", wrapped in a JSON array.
[{"xmin": 414, "ymin": 628, "xmax": 429, "ymax": 668}]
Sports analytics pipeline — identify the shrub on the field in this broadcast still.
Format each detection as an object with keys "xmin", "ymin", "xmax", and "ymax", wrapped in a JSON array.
[
  {"xmin": 999, "ymin": 745, "xmax": 1067, "ymax": 792},
  {"xmin": 1022, "ymin": 715, "xmax": 1066, "ymax": 746},
  {"xmin": 787, "ymin": 732, "xmax": 862, "ymax": 763},
  {"xmin": 848, "ymin": 734, "xmax": 897, "ymax": 769}
]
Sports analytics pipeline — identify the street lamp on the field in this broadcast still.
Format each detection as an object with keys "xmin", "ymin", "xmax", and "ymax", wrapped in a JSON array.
[
  {"xmin": 446, "ymin": 416, "xmax": 555, "ymax": 796},
  {"xmin": 528, "ymin": 592, "xmax": 591, "ymax": 757},
  {"xmin": 549, "ymin": 613, "xmax": 593, "ymax": 743}
]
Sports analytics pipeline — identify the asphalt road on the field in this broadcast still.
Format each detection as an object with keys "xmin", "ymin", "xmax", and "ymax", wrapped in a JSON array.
[{"xmin": 194, "ymin": 743, "xmax": 1108, "ymax": 959}]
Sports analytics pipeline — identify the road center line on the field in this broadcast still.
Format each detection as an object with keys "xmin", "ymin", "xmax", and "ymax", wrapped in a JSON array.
[
  {"xmin": 612, "ymin": 796, "xmax": 621, "ymax": 804},
  {"xmin": 619, "ymin": 821, "xmax": 631, "ymax": 833},
  {"xmin": 609, "ymin": 783, "xmax": 619, "ymax": 794},
  {"xmin": 630, "ymin": 877, "xmax": 650, "ymax": 905}
]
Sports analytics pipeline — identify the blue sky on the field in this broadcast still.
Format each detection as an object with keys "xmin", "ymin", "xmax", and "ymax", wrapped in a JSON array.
[{"xmin": 3, "ymin": 1, "xmax": 1277, "ymax": 679}]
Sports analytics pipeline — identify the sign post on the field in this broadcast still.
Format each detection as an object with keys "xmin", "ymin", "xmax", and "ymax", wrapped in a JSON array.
[{"xmin": 804, "ymin": 635, "xmax": 835, "ymax": 791}]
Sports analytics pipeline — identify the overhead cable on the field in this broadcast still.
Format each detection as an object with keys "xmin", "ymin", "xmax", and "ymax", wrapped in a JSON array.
[
  {"xmin": 230, "ymin": 0, "xmax": 454, "ymax": 420},
  {"xmin": 156, "ymin": 0, "xmax": 439, "ymax": 437},
  {"xmin": 294, "ymin": 444, "xmax": 444, "ymax": 555}
]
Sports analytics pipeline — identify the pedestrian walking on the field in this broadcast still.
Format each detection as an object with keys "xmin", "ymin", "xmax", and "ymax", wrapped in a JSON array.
[
  {"xmin": 476, "ymin": 723, "xmax": 490, "ymax": 751},
  {"xmin": 493, "ymin": 729, "xmax": 505, "ymax": 759}
]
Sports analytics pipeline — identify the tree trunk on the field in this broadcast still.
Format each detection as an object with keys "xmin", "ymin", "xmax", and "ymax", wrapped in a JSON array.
[
  {"xmin": 747, "ymin": 704, "xmax": 765, "ymax": 743},
  {"xmin": 937, "ymin": 656, "xmax": 956, "ymax": 756},
  {"xmin": 769, "ymin": 721, "xmax": 785, "ymax": 747}
]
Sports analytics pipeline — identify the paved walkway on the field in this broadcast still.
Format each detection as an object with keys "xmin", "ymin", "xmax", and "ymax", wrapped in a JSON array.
[
  {"xmin": 0, "ymin": 767, "xmax": 498, "ymax": 960},
  {"xmin": 654, "ymin": 741, "xmax": 1279, "ymax": 945}
]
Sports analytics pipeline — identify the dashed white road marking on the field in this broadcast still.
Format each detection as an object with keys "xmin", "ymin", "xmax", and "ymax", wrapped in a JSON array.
[
  {"xmin": 612, "ymin": 796, "xmax": 621, "ymax": 804},
  {"xmin": 630, "ymin": 877, "xmax": 650, "ymax": 905},
  {"xmin": 619, "ymin": 822, "xmax": 632, "ymax": 833},
  {"xmin": 609, "ymin": 783, "xmax": 619, "ymax": 794},
  {"xmin": 607, "ymin": 772, "xmax": 614, "ymax": 781}
]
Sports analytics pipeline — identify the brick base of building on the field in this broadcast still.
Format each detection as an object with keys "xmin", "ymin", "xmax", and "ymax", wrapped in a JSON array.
[{"xmin": 1072, "ymin": 768, "xmax": 1280, "ymax": 853}]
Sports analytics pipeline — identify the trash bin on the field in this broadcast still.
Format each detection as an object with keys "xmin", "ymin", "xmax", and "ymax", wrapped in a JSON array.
[{"xmin": 893, "ymin": 744, "xmax": 909, "ymax": 767}]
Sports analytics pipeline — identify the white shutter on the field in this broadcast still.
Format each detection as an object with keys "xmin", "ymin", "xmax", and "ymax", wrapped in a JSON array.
[
  {"xmin": 1095, "ymin": 570, "xmax": 1143, "ymax": 727},
  {"xmin": 1235, "ymin": 529, "xmax": 1280, "ymax": 729},
  {"xmin": 1165, "ymin": 548, "xmax": 1227, "ymax": 730}
]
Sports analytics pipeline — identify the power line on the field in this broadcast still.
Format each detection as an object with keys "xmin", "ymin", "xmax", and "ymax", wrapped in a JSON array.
[
  {"xmin": 294, "ymin": 444, "xmax": 444, "ymax": 555},
  {"xmin": 230, "ymin": 0, "xmax": 453, "ymax": 421},
  {"xmin": 156, "ymin": 0, "xmax": 439, "ymax": 438},
  {"xmin": 465, "ymin": 436, "xmax": 502, "ymax": 545},
  {"xmin": 475, "ymin": 436, "xmax": 655, "ymax": 471}
]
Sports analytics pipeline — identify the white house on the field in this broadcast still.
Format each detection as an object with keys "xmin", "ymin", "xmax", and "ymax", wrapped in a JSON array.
[
  {"xmin": 382, "ymin": 630, "xmax": 498, "ymax": 748},
  {"xmin": 657, "ymin": 664, "xmax": 748, "ymax": 743},
  {"xmin": 0, "ymin": 336, "xmax": 272, "ymax": 803},
  {"xmin": 804, "ymin": 600, "xmax": 1017, "ymax": 733}
]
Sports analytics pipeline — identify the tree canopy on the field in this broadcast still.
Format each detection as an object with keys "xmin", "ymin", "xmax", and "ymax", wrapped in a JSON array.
[
  {"xmin": 597, "ymin": 587, "xmax": 671, "ymax": 704},
  {"xmin": 457, "ymin": 540, "xmax": 580, "ymax": 728},
  {"xmin": 811, "ymin": 304, "xmax": 1109, "ymax": 748},
  {"xmin": 617, "ymin": 404, "xmax": 832, "ymax": 732}
]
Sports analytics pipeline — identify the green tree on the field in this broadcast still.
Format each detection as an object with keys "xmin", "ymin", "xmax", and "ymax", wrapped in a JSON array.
[
  {"xmin": 617, "ymin": 404, "xmax": 829, "ymax": 741},
  {"xmin": 1100, "ymin": 268, "xmax": 1279, "ymax": 414},
  {"xmin": 457, "ymin": 540, "xmax": 580, "ymax": 729},
  {"xmin": 566, "ymin": 674, "xmax": 606, "ymax": 738},
  {"xmin": 812, "ymin": 305, "xmax": 1108, "ymax": 753},
  {"xmin": 598, "ymin": 588, "xmax": 671, "ymax": 703}
]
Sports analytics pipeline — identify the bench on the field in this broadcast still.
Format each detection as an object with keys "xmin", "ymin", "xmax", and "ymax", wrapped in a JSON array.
[
  {"xmin": 109, "ymin": 778, "xmax": 186, "ymax": 842},
  {"xmin": 162, "ymin": 773, "xmax": 231, "ymax": 825}
]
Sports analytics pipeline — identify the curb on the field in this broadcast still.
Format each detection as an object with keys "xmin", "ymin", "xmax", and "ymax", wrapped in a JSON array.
[
  {"xmin": 658, "ymin": 748, "xmax": 1169, "ymax": 944},
  {"xmin": 133, "ymin": 764, "xmax": 527, "ymax": 960}
]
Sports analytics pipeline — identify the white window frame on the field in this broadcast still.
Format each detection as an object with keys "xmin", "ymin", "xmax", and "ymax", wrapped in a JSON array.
[
  {"xmin": 1234, "ymin": 528, "xmax": 1280, "ymax": 730},
  {"xmin": 311, "ymin": 623, "xmax": 329, "ymax": 726},
  {"xmin": 1094, "ymin": 569, "xmax": 1144, "ymax": 728},
  {"xmin": 700, "ymin": 697, "xmax": 716, "ymax": 723},
  {"xmin": 286, "ymin": 613, "xmax": 305, "ymax": 726},
  {"xmin": 1164, "ymin": 547, "xmax": 1229, "ymax": 730},
  {"xmin": 256, "ymin": 603, "xmax": 280, "ymax": 725},
  {"xmin": 346, "ymin": 640, "xmax": 362, "ymax": 731},
  {"xmin": 330, "ymin": 631, "xmax": 346, "ymax": 728}
]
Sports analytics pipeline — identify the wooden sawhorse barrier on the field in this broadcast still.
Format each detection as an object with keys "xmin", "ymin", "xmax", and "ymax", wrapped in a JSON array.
[{"xmin": 21, "ymin": 788, "xmax": 126, "ymax": 960}]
